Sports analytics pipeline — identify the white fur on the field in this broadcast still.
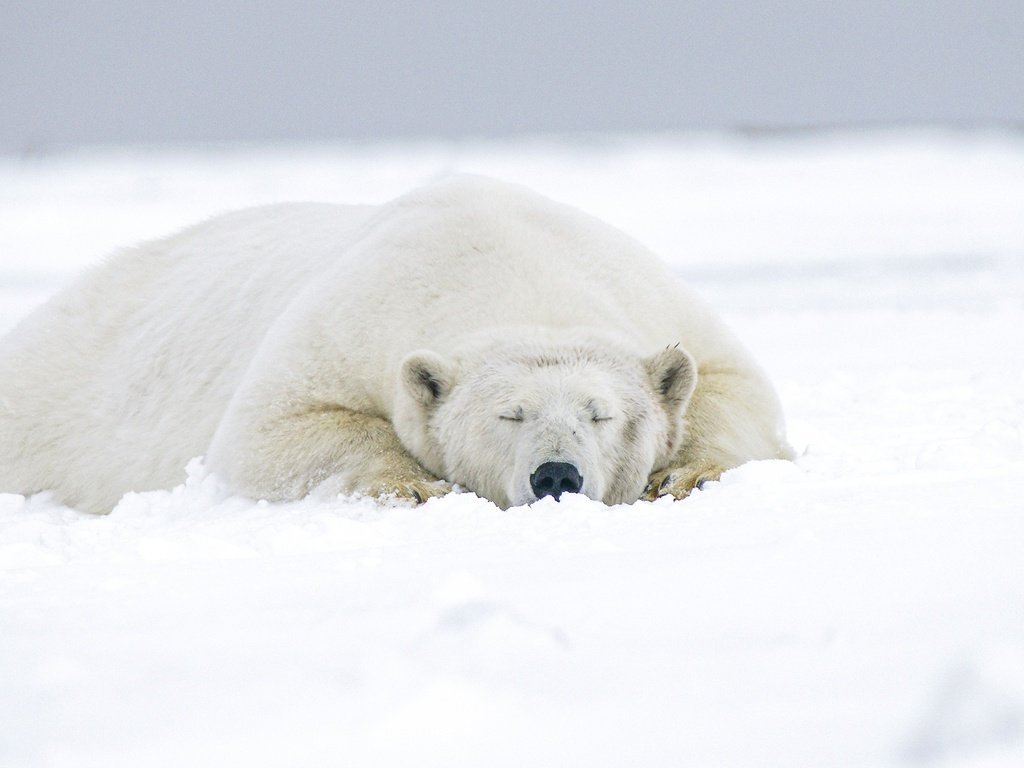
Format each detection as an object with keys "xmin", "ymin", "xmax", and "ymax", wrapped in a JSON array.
[{"xmin": 0, "ymin": 176, "xmax": 791, "ymax": 512}]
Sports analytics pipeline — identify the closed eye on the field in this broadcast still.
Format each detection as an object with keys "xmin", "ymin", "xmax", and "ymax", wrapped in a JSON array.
[
  {"xmin": 586, "ymin": 400, "xmax": 614, "ymax": 423},
  {"xmin": 499, "ymin": 406, "xmax": 525, "ymax": 422}
]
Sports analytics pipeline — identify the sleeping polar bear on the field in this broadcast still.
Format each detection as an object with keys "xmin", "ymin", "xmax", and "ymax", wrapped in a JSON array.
[{"xmin": 0, "ymin": 176, "xmax": 792, "ymax": 512}]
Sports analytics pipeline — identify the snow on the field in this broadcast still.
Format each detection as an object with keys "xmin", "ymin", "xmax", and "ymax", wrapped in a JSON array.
[{"xmin": 2, "ymin": 129, "xmax": 1024, "ymax": 767}]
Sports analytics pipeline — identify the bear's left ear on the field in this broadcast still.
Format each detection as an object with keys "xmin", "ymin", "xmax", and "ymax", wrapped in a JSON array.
[
  {"xmin": 644, "ymin": 345, "xmax": 697, "ymax": 415},
  {"xmin": 401, "ymin": 350, "xmax": 456, "ymax": 408}
]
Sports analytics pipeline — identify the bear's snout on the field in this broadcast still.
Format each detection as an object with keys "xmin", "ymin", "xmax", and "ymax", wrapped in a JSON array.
[{"xmin": 530, "ymin": 461, "xmax": 583, "ymax": 500}]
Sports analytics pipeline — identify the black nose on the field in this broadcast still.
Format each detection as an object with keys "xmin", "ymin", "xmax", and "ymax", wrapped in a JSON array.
[{"xmin": 530, "ymin": 461, "xmax": 583, "ymax": 500}]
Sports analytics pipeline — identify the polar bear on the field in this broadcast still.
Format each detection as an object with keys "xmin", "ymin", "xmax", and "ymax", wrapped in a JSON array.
[{"xmin": 0, "ymin": 175, "xmax": 791, "ymax": 512}]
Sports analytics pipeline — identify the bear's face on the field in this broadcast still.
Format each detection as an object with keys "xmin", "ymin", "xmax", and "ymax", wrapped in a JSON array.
[{"xmin": 394, "ymin": 342, "xmax": 696, "ymax": 507}]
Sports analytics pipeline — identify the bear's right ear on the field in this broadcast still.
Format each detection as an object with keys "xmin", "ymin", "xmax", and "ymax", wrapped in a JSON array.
[{"xmin": 401, "ymin": 350, "xmax": 456, "ymax": 408}]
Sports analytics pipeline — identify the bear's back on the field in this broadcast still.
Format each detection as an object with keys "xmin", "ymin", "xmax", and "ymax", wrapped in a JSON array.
[{"xmin": 312, "ymin": 176, "xmax": 746, "ymax": 374}]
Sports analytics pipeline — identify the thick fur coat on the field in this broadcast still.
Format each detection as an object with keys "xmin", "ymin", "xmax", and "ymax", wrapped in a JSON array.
[{"xmin": 0, "ymin": 176, "xmax": 791, "ymax": 511}]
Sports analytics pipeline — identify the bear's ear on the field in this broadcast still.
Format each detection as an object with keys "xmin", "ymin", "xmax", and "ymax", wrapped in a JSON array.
[
  {"xmin": 401, "ymin": 350, "xmax": 456, "ymax": 408},
  {"xmin": 644, "ymin": 345, "xmax": 697, "ymax": 414}
]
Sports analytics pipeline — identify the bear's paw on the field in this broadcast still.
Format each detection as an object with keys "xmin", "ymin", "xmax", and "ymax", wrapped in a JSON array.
[
  {"xmin": 643, "ymin": 460, "xmax": 728, "ymax": 501},
  {"xmin": 365, "ymin": 477, "xmax": 454, "ymax": 505}
]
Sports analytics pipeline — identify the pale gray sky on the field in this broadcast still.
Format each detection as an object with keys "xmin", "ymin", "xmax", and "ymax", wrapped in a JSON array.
[{"xmin": 2, "ymin": 1, "xmax": 1022, "ymax": 152}]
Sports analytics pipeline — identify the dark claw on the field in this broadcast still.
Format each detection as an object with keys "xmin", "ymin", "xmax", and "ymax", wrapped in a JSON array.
[
  {"xmin": 412, "ymin": 489, "xmax": 424, "ymax": 504},
  {"xmin": 659, "ymin": 474, "xmax": 674, "ymax": 492}
]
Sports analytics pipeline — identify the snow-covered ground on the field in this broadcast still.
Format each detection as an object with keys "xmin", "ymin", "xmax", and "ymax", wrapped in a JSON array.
[{"xmin": 2, "ymin": 130, "xmax": 1023, "ymax": 767}]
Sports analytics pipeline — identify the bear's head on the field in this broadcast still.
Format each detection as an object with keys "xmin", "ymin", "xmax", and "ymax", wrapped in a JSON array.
[{"xmin": 392, "ymin": 339, "xmax": 697, "ymax": 507}]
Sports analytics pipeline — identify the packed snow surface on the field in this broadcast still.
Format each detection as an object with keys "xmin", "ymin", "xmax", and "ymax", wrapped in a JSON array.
[{"xmin": 2, "ymin": 130, "xmax": 1023, "ymax": 767}]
